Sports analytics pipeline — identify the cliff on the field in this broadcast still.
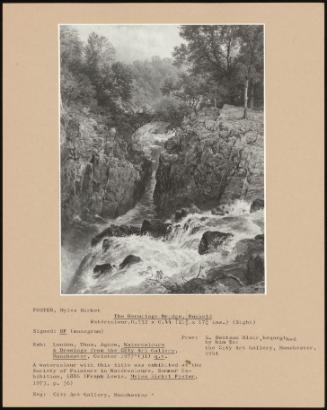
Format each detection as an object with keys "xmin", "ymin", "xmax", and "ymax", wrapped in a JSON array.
[
  {"xmin": 60, "ymin": 107, "xmax": 152, "ymax": 232},
  {"xmin": 154, "ymin": 105, "xmax": 264, "ymax": 216}
]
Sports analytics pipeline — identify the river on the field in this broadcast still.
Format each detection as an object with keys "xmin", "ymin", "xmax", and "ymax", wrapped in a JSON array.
[{"xmin": 61, "ymin": 122, "xmax": 264, "ymax": 294}]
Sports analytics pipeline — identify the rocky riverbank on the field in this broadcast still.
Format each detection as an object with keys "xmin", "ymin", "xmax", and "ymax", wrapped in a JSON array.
[
  {"xmin": 154, "ymin": 105, "xmax": 264, "ymax": 216},
  {"xmin": 60, "ymin": 107, "xmax": 153, "ymax": 233},
  {"xmin": 67, "ymin": 200, "xmax": 264, "ymax": 294},
  {"xmin": 62, "ymin": 105, "xmax": 265, "ymax": 295}
]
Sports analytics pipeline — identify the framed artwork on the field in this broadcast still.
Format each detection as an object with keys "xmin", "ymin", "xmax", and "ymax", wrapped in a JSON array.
[{"xmin": 3, "ymin": 2, "xmax": 324, "ymax": 408}]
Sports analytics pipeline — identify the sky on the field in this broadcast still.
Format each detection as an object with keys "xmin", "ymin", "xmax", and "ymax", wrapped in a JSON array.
[{"xmin": 68, "ymin": 25, "xmax": 183, "ymax": 63}]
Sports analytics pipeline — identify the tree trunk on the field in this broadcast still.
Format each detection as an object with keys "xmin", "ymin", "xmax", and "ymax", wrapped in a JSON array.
[
  {"xmin": 249, "ymin": 82, "xmax": 255, "ymax": 109},
  {"xmin": 243, "ymin": 78, "xmax": 249, "ymax": 119}
]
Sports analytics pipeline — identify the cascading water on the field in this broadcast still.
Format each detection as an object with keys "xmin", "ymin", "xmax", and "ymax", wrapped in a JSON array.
[
  {"xmin": 66, "ymin": 199, "xmax": 264, "ymax": 294},
  {"xmin": 107, "ymin": 170, "xmax": 157, "ymax": 227},
  {"xmin": 62, "ymin": 122, "xmax": 264, "ymax": 295}
]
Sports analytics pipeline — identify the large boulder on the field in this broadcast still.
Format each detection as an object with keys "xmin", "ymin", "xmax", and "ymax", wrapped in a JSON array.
[
  {"xmin": 250, "ymin": 198, "xmax": 264, "ymax": 212},
  {"xmin": 91, "ymin": 224, "xmax": 140, "ymax": 246},
  {"xmin": 93, "ymin": 263, "xmax": 112, "ymax": 278},
  {"xmin": 246, "ymin": 254, "xmax": 264, "ymax": 284},
  {"xmin": 232, "ymin": 235, "xmax": 265, "ymax": 284},
  {"xmin": 119, "ymin": 255, "xmax": 142, "ymax": 269},
  {"xmin": 198, "ymin": 231, "xmax": 233, "ymax": 255},
  {"xmin": 168, "ymin": 273, "xmax": 246, "ymax": 294},
  {"xmin": 206, "ymin": 262, "xmax": 247, "ymax": 285},
  {"xmin": 234, "ymin": 236, "xmax": 264, "ymax": 262},
  {"xmin": 205, "ymin": 254, "xmax": 264, "ymax": 289},
  {"xmin": 141, "ymin": 219, "xmax": 172, "ymax": 237},
  {"xmin": 177, "ymin": 278, "xmax": 207, "ymax": 294}
]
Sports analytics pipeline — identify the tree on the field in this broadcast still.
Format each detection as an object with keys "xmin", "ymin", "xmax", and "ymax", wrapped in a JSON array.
[
  {"xmin": 60, "ymin": 69, "xmax": 96, "ymax": 107},
  {"xmin": 84, "ymin": 33, "xmax": 133, "ymax": 113},
  {"xmin": 130, "ymin": 57, "xmax": 180, "ymax": 109},
  {"xmin": 160, "ymin": 77, "xmax": 176, "ymax": 96},
  {"xmin": 174, "ymin": 73, "xmax": 209, "ymax": 113},
  {"xmin": 154, "ymin": 97, "xmax": 190, "ymax": 127},
  {"xmin": 173, "ymin": 25, "xmax": 239, "ymax": 82},
  {"xmin": 60, "ymin": 27, "xmax": 96, "ymax": 108},
  {"xmin": 172, "ymin": 25, "xmax": 240, "ymax": 108},
  {"xmin": 160, "ymin": 72, "xmax": 209, "ymax": 113},
  {"xmin": 235, "ymin": 26, "xmax": 264, "ymax": 119},
  {"xmin": 110, "ymin": 62, "xmax": 133, "ymax": 102},
  {"xmin": 60, "ymin": 26, "xmax": 84, "ymax": 72},
  {"xmin": 173, "ymin": 25, "xmax": 264, "ymax": 113},
  {"xmin": 84, "ymin": 32, "xmax": 116, "ymax": 91}
]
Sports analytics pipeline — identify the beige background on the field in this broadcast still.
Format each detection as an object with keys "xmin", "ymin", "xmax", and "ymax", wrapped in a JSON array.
[{"xmin": 3, "ymin": 3, "xmax": 324, "ymax": 407}]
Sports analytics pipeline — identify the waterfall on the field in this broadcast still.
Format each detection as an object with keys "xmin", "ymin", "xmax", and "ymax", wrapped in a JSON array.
[
  {"xmin": 106, "ymin": 170, "xmax": 157, "ymax": 227},
  {"xmin": 62, "ymin": 122, "xmax": 264, "ymax": 295}
]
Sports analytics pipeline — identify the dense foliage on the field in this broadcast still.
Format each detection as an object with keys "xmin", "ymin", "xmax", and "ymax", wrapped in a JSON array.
[
  {"xmin": 60, "ymin": 27, "xmax": 181, "ymax": 130},
  {"xmin": 60, "ymin": 25, "xmax": 264, "ymax": 129},
  {"xmin": 171, "ymin": 25, "xmax": 264, "ymax": 117}
]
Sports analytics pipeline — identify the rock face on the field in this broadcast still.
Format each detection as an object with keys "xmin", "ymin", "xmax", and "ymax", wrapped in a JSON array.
[
  {"xmin": 233, "ymin": 235, "xmax": 265, "ymax": 284},
  {"xmin": 198, "ymin": 231, "xmax": 233, "ymax": 255},
  {"xmin": 234, "ymin": 237, "xmax": 264, "ymax": 261},
  {"xmin": 182, "ymin": 234, "xmax": 265, "ymax": 293},
  {"xmin": 246, "ymin": 255, "xmax": 264, "ymax": 284},
  {"xmin": 154, "ymin": 105, "xmax": 264, "ymax": 216},
  {"xmin": 141, "ymin": 219, "xmax": 172, "ymax": 237},
  {"xmin": 250, "ymin": 198, "xmax": 264, "ymax": 212},
  {"xmin": 61, "ymin": 108, "xmax": 152, "ymax": 231}
]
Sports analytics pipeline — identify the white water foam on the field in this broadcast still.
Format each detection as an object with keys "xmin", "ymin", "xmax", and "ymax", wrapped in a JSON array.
[{"xmin": 70, "ymin": 199, "xmax": 263, "ymax": 294}]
